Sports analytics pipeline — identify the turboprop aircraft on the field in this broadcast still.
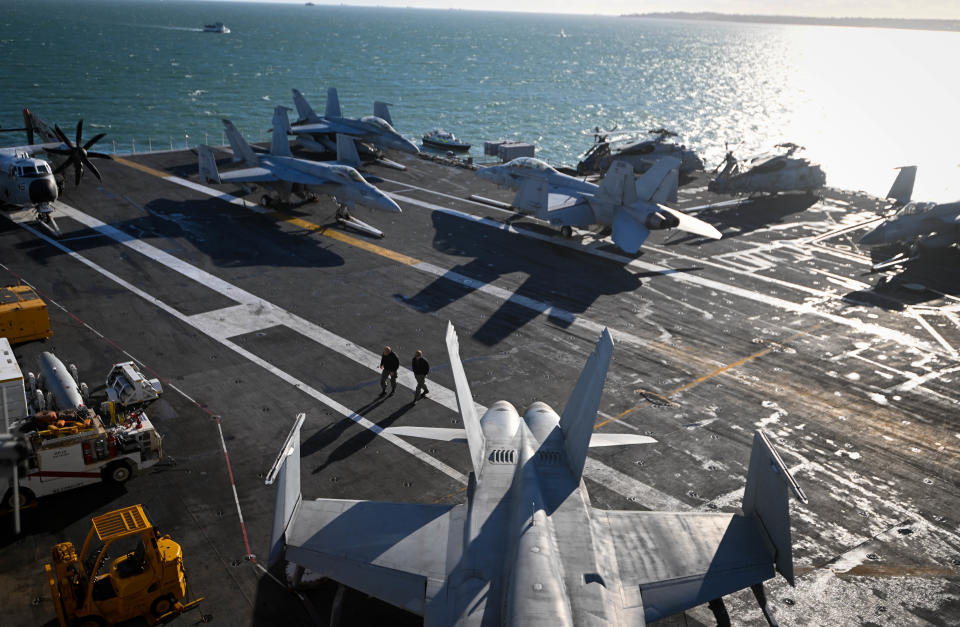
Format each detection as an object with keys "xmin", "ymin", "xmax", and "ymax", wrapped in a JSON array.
[
  {"xmin": 198, "ymin": 106, "xmax": 401, "ymax": 238},
  {"xmin": 859, "ymin": 166, "xmax": 958, "ymax": 270},
  {"xmin": 476, "ymin": 156, "xmax": 721, "ymax": 253},
  {"xmin": 266, "ymin": 322, "xmax": 807, "ymax": 626},
  {"xmin": 288, "ymin": 87, "xmax": 419, "ymax": 155},
  {"xmin": 708, "ymin": 142, "xmax": 825, "ymax": 196},
  {"xmin": 1, "ymin": 112, "xmax": 110, "ymax": 236}
]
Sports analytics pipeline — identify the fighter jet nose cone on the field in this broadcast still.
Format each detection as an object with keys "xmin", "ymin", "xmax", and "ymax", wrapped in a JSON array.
[
  {"xmin": 29, "ymin": 178, "xmax": 57, "ymax": 204},
  {"xmin": 380, "ymin": 196, "xmax": 402, "ymax": 213}
]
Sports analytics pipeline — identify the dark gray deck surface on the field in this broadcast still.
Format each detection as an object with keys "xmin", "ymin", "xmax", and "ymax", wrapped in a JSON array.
[{"xmin": 1, "ymin": 147, "xmax": 958, "ymax": 626}]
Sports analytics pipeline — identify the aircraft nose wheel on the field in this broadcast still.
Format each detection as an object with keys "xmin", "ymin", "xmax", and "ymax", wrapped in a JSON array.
[{"xmin": 560, "ymin": 226, "xmax": 573, "ymax": 239}]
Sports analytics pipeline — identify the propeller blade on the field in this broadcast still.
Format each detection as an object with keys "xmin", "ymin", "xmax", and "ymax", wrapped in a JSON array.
[
  {"xmin": 81, "ymin": 156, "xmax": 102, "ymax": 182},
  {"xmin": 53, "ymin": 154, "xmax": 77, "ymax": 174},
  {"xmin": 22, "ymin": 108, "xmax": 35, "ymax": 145},
  {"xmin": 75, "ymin": 120, "xmax": 83, "ymax": 147},
  {"xmin": 83, "ymin": 132, "xmax": 106, "ymax": 150},
  {"xmin": 74, "ymin": 164, "xmax": 83, "ymax": 187},
  {"xmin": 53, "ymin": 123, "xmax": 71, "ymax": 146},
  {"xmin": 657, "ymin": 204, "xmax": 722, "ymax": 239},
  {"xmin": 85, "ymin": 151, "xmax": 112, "ymax": 160}
]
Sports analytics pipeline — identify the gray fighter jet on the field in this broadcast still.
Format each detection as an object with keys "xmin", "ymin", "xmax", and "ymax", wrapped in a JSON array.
[
  {"xmin": 709, "ymin": 143, "xmax": 825, "ymax": 195},
  {"xmin": 198, "ymin": 106, "xmax": 401, "ymax": 238},
  {"xmin": 288, "ymin": 87, "xmax": 420, "ymax": 155},
  {"xmin": 577, "ymin": 127, "xmax": 704, "ymax": 176},
  {"xmin": 476, "ymin": 156, "xmax": 721, "ymax": 253},
  {"xmin": 267, "ymin": 323, "xmax": 807, "ymax": 626},
  {"xmin": 859, "ymin": 166, "xmax": 958, "ymax": 269}
]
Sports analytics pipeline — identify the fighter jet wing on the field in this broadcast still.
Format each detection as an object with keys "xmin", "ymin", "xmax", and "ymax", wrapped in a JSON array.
[
  {"xmin": 291, "ymin": 120, "xmax": 352, "ymax": 136},
  {"xmin": 216, "ymin": 167, "xmax": 283, "ymax": 184},
  {"xmin": 595, "ymin": 510, "xmax": 775, "ymax": 622},
  {"xmin": 543, "ymin": 194, "xmax": 596, "ymax": 227},
  {"xmin": 285, "ymin": 498, "xmax": 458, "ymax": 615}
]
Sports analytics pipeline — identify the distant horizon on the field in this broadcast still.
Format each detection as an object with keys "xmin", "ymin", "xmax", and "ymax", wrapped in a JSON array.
[{"xmin": 189, "ymin": 0, "xmax": 960, "ymax": 21}]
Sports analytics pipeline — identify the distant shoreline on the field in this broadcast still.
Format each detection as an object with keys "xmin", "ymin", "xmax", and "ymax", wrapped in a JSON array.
[{"xmin": 623, "ymin": 12, "xmax": 960, "ymax": 33}]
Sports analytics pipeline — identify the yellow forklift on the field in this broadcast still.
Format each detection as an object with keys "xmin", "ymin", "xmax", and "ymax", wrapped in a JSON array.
[{"xmin": 46, "ymin": 505, "xmax": 203, "ymax": 626}]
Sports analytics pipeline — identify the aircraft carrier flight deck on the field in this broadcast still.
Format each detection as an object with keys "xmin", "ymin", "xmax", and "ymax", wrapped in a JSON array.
[{"xmin": 1, "ymin": 146, "xmax": 958, "ymax": 626}]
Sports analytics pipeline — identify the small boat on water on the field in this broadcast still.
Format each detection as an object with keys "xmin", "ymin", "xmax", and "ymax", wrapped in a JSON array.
[
  {"xmin": 422, "ymin": 128, "xmax": 470, "ymax": 152},
  {"xmin": 202, "ymin": 22, "xmax": 230, "ymax": 33}
]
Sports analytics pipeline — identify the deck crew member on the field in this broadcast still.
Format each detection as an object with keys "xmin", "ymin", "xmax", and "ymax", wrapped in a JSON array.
[
  {"xmin": 379, "ymin": 346, "xmax": 400, "ymax": 395},
  {"xmin": 412, "ymin": 350, "xmax": 430, "ymax": 402}
]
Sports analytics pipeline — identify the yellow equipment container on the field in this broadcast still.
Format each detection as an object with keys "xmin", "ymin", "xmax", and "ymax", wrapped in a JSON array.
[
  {"xmin": 0, "ymin": 284, "xmax": 52, "ymax": 344},
  {"xmin": 46, "ymin": 505, "xmax": 203, "ymax": 627}
]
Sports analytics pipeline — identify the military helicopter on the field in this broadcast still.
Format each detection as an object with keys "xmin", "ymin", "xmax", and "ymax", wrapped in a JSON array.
[
  {"xmin": 576, "ymin": 126, "xmax": 704, "ymax": 176},
  {"xmin": 708, "ymin": 142, "xmax": 825, "ymax": 196},
  {"xmin": 0, "ymin": 110, "xmax": 110, "ymax": 235}
]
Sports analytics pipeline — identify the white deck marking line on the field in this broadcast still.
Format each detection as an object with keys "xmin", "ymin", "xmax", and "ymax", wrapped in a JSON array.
[
  {"xmin": 386, "ymin": 192, "xmax": 948, "ymax": 356},
  {"xmin": 911, "ymin": 311, "xmax": 958, "ymax": 356},
  {"xmin": 14, "ymin": 204, "xmax": 680, "ymax": 504},
  {"xmin": 8, "ymin": 209, "xmax": 466, "ymax": 485},
  {"xmin": 582, "ymin": 457, "xmax": 688, "ymax": 511}
]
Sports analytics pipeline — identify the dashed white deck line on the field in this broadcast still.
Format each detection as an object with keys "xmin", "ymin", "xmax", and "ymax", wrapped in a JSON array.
[{"xmin": 9, "ymin": 204, "xmax": 677, "ymax": 506}]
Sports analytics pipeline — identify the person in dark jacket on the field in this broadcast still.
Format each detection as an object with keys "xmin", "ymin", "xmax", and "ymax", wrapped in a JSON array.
[
  {"xmin": 412, "ymin": 350, "xmax": 430, "ymax": 401},
  {"xmin": 379, "ymin": 346, "xmax": 400, "ymax": 395}
]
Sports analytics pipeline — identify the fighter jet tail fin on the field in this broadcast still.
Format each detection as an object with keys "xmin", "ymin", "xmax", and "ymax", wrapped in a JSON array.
[
  {"xmin": 292, "ymin": 89, "xmax": 318, "ymax": 123},
  {"xmin": 560, "ymin": 328, "xmax": 614, "ymax": 480},
  {"xmin": 596, "ymin": 160, "xmax": 638, "ymax": 206},
  {"xmin": 445, "ymin": 322, "xmax": 485, "ymax": 477},
  {"xmin": 270, "ymin": 107, "xmax": 293, "ymax": 158},
  {"xmin": 264, "ymin": 413, "xmax": 306, "ymax": 566},
  {"xmin": 336, "ymin": 134, "xmax": 361, "ymax": 168},
  {"xmin": 636, "ymin": 157, "xmax": 681, "ymax": 203},
  {"xmin": 742, "ymin": 430, "xmax": 807, "ymax": 585},
  {"xmin": 325, "ymin": 87, "xmax": 343, "ymax": 119},
  {"xmin": 222, "ymin": 119, "xmax": 260, "ymax": 167},
  {"xmin": 197, "ymin": 145, "xmax": 221, "ymax": 184},
  {"xmin": 886, "ymin": 165, "xmax": 917, "ymax": 205},
  {"xmin": 373, "ymin": 101, "xmax": 394, "ymax": 126}
]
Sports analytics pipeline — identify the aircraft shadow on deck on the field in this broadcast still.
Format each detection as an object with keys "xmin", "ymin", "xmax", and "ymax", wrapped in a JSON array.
[
  {"xmin": 12, "ymin": 197, "xmax": 346, "ymax": 270},
  {"xmin": 845, "ymin": 248, "xmax": 960, "ymax": 310},
  {"xmin": 395, "ymin": 212, "xmax": 667, "ymax": 346},
  {"xmin": 667, "ymin": 193, "xmax": 819, "ymax": 246}
]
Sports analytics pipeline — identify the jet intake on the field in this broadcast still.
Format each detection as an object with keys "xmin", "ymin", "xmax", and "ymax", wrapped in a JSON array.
[{"xmin": 645, "ymin": 211, "xmax": 680, "ymax": 231}]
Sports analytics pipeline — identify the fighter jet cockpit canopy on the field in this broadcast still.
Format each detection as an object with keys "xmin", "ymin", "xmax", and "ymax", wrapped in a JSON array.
[
  {"xmin": 897, "ymin": 201, "xmax": 936, "ymax": 216},
  {"xmin": 360, "ymin": 116, "xmax": 398, "ymax": 133},
  {"xmin": 507, "ymin": 157, "xmax": 557, "ymax": 173}
]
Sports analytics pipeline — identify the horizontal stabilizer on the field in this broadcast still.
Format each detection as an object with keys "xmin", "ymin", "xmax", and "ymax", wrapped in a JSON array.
[
  {"xmin": 325, "ymin": 87, "xmax": 342, "ymax": 119},
  {"xmin": 742, "ymin": 430, "xmax": 807, "ymax": 585},
  {"xmin": 636, "ymin": 157, "xmax": 681, "ymax": 202},
  {"xmin": 264, "ymin": 413, "xmax": 306, "ymax": 566},
  {"xmin": 512, "ymin": 177, "xmax": 550, "ymax": 216},
  {"xmin": 589, "ymin": 433, "xmax": 657, "ymax": 447},
  {"xmin": 560, "ymin": 328, "xmax": 614, "ymax": 480},
  {"xmin": 382, "ymin": 426, "xmax": 467, "ymax": 443},
  {"xmin": 887, "ymin": 165, "xmax": 917, "ymax": 205},
  {"xmin": 197, "ymin": 145, "xmax": 221, "ymax": 184},
  {"xmin": 657, "ymin": 204, "xmax": 722, "ymax": 239},
  {"xmin": 445, "ymin": 322, "xmax": 485, "ymax": 477}
]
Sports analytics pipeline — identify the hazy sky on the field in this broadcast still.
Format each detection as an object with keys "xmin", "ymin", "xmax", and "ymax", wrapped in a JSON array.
[{"xmin": 238, "ymin": 1, "xmax": 960, "ymax": 19}]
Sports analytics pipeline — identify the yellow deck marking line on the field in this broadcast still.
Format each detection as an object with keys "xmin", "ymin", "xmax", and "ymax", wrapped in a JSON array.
[
  {"xmin": 594, "ymin": 323, "xmax": 824, "ymax": 430},
  {"xmin": 275, "ymin": 212, "xmax": 423, "ymax": 266},
  {"xmin": 112, "ymin": 157, "xmax": 172, "ymax": 179}
]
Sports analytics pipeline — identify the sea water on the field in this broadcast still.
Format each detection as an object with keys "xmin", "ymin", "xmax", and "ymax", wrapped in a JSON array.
[{"xmin": 2, "ymin": 0, "xmax": 958, "ymax": 201}]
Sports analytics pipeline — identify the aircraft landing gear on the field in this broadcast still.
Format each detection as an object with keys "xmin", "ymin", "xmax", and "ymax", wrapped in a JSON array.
[
  {"xmin": 560, "ymin": 226, "xmax": 573, "ymax": 239},
  {"xmin": 335, "ymin": 202, "xmax": 384, "ymax": 239},
  {"xmin": 259, "ymin": 195, "xmax": 273, "ymax": 208}
]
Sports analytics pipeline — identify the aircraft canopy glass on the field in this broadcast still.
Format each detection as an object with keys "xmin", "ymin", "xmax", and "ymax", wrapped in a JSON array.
[
  {"xmin": 898, "ymin": 202, "xmax": 935, "ymax": 216},
  {"xmin": 361, "ymin": 116, "xmax": 397, "ymax": 133},
  {"xmin": 508, "ymin": 157, "xmax": 555, "ymax": 172}
]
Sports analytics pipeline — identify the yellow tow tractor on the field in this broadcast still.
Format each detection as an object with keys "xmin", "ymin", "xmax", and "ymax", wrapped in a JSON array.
[{"xmin": 46, "ymin": 505, "xmax": 203, "ymax": 626}]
